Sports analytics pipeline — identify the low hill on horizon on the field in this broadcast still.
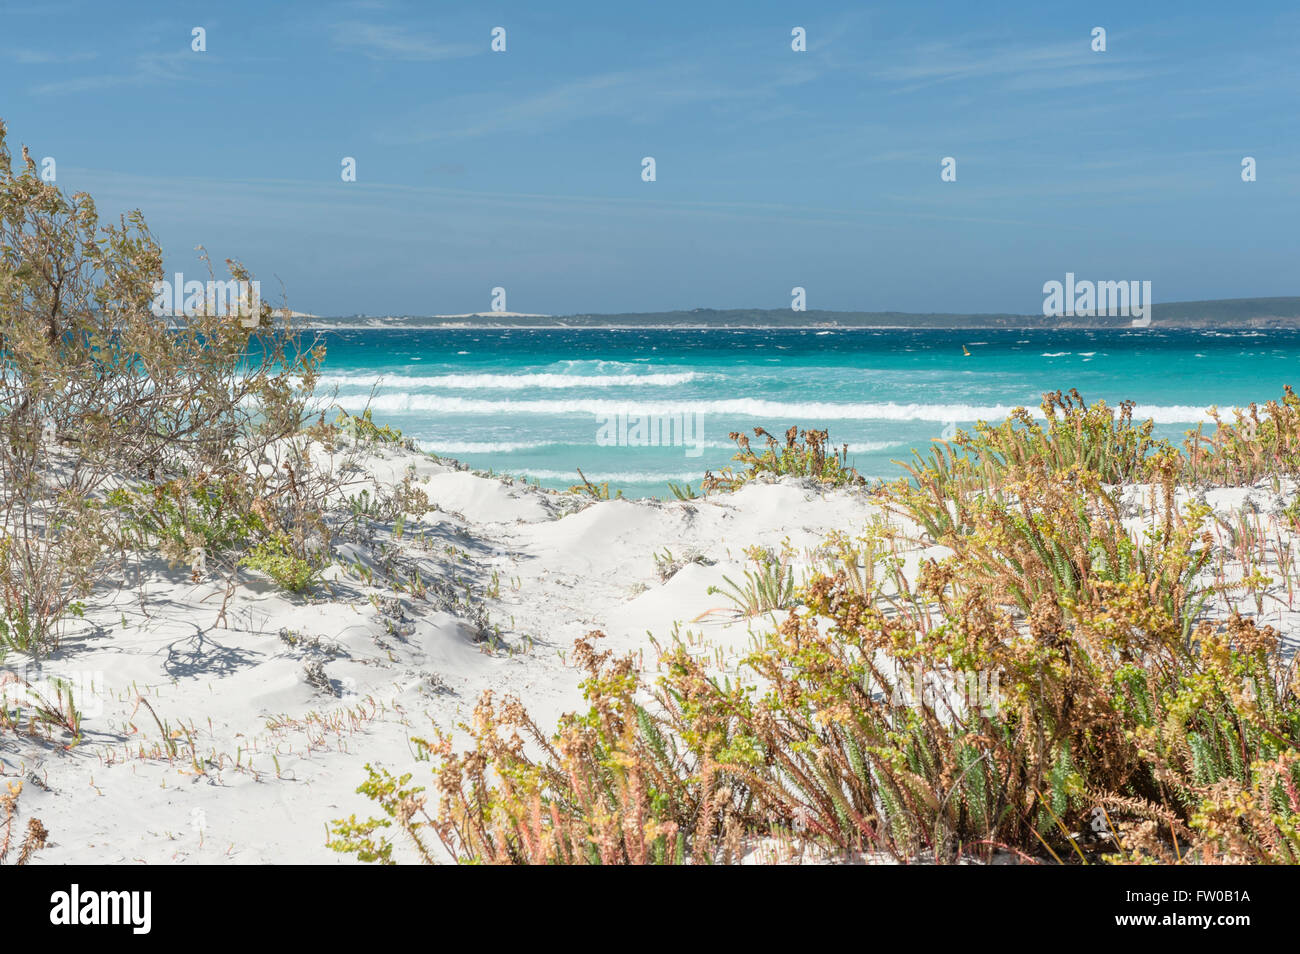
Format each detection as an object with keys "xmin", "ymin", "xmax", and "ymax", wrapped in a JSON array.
[{"xmin": 305, "ymin": 296, "xmax": 1300, "ymax": 329}]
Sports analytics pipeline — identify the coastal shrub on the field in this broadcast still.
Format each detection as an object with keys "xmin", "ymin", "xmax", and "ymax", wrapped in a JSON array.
[
  {"xmin": 241, "ymin": 535, "xmax": 319, "ymax": 594},
  {"xmin": 336, "ymin": 408, "xmax": 404, "ymax": 445},
  {"xmin": 893, "ymin": 449, "xmax": 1210, "ymax": 639},
  {"xmin": 0, "ymin": 120, "xmax": 324, "ymax": 482},
  {"xmin": 108, "ymin": 474, "xmax": 266, "ymax": 566},
  {"xmin": 1183, "ymin": 386, "xmax": 1300, "ymax": 485},
  {"xmin": 366, "ymin": 472, "xmax": 432, "ymax": 524},
  {"xmin": 0, "ymin": 485, "xmax": 103, "ymax": 657},
  {"xmin": 0, "ymin": 118, "xmax": 333, "ymax": 645},
  {"xmin": 705, "ymin": 426, "xmax": 862, "ymax": 492},
  {"xmin": 329, "ymin": 633, "xmax": 749, "ymax": 864},
  {"xmin": 978, "ymin": 390, "xmax": 1164, "ymax": 485},
  {"xmin": 334, "ymin": 389, "xmax": 1300, "ymax": 864},
  {"xmin": 892, "ymin": 390, "xmax": 1171, "ymax": 536},
  {"xmin": 653, "ymin": 547, "xmax": 712, "ymax": 582},
  {"xmin": 896, "ymin": 386, "xmax": 1300, "ymax": 501},
  {"xmin": 0, "ymin": 781, "xmax": 49, "ymax": 865},
  {"xmin": 731, "ymin": 577, "xmax": 1300, "ymax": 862},
  {"xmin": 340, "ymin": 573, "xmax": 1299, "ymax": 864}
]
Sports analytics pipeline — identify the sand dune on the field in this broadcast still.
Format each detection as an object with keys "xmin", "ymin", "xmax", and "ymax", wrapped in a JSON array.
[{"xmin": 6, "ymin": 443, "xmax": 1298, "ymax": 864}]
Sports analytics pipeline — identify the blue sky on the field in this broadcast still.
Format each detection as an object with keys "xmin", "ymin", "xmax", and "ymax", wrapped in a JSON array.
[{"xmin": 2, "ymin": 0, "xmax": 1297, "ymax": 315}]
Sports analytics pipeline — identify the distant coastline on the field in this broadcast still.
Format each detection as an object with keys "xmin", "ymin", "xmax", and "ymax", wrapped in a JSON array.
[{"xmin": 301, "ymin": 297, "xmax": 1300, "ymax": 331}]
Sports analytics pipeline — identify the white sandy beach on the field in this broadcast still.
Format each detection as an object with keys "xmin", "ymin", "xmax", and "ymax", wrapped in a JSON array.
[{"xmin": 4, "ymin": 442, "xmax": 1298, "ymax": 864}]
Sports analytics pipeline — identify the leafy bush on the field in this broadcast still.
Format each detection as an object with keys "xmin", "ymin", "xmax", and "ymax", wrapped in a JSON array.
[
  {"xmin": 1184, "ymin": 386, "xmax": 1300, "ymax": 485},
  {"xmin": 336, "ymin": 408, "xmax": 404, "ymax": 445},
  {"xmin": 705, "ymin": 426, "xmax": 862, "ymax": 492},
  {"xmin": 108, "ymin": 474, "xmax": 265, "ymax": 566},
  {"xmin": 241, "ymin": 535, "xmax": 319, "ymax": 594},
  {"xmin": 0, "ymin": 118, "xmax": 332, "ymax": 649},
  {"xmin": 329, "ymin": 633, "xmax": 748, "ymax": 865}
]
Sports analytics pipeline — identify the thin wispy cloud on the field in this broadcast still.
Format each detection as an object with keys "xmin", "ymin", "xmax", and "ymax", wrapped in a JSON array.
[
  {"xmin": 5, "ymin": 47, "xmax": 98, "ymax": 65},
  {"xmin": 378, "ymin": 66, "xmax": 712, "ymax": 143},
  {"xmin": 872, "ymin": 37, "xmax": 1166, "ymax": 93},
  {"xmin": 30, "ymin": 50, "xmax": 199, "ymax": 96},
  {"xmin": 329, "ymin": 21, "xmax": 478, "ymax": 61},
  {"xmin": 382, "ymin": 54, "xmax": 835, "ymax": 144}
]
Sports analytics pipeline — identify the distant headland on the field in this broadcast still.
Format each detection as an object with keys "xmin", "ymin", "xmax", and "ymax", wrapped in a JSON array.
[{"xmin": 303, "ymin": 297, "xmax": 1300, "ymax": 330}]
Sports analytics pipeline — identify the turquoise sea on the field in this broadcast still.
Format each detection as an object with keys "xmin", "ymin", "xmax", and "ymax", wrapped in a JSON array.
[{"xmin": 316, "ymin": 328, "xmax": 1300, "ymax": 498}]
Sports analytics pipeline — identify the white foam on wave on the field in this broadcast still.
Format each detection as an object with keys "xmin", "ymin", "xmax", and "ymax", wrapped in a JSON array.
[
  {"xmin": 417, "ymin": 439, "xmax": 558, "ymax": 454},
  {"xmin": 320, "ymin": 371, "xmax": 697, "ymax": 390},
  {"xmin": 846, "ymin": 441, "xmax": 903, "ymax": 452},
  {"xmin": 712, "ymin": 439, "xmax": 899, "ymax": 453},
  {"xmin": 345, "ymin": 394, "xmax": 1218, "ymax": 424},
  {"xmin": 416, "ymin": 437, "xmax": 901, "ymax": 456},
  {"xmin": 501, "ymin": 469, "xmax": 706, "ymax": 483}
]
